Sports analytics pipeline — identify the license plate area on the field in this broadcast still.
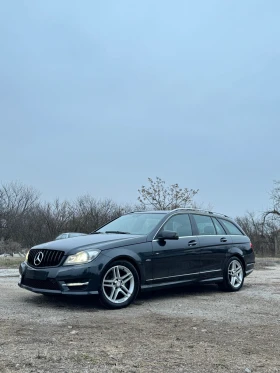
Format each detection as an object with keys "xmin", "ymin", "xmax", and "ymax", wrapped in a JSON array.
[{"xmin": 25, "ymin": 268, "xmax": 48, "ymax": 280}]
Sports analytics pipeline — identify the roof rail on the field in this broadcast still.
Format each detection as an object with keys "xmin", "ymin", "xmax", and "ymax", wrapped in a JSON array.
[
  {"xmin": 210, "ymin": 211, "xmax": 230, "ymax": 218},
  {"xmin": 170, "ymin": 208, "xmax": 229, "ymax": 218},
  {"xmin": 125, "ymin": 208, "xmax": 230, "ymax": 218},
  {"xmin": 125, "ymin": 210, "xmax": 144, "ymax": 214}
]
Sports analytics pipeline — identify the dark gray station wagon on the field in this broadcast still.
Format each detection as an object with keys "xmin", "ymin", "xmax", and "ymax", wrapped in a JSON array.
[{"xmin": 19, "ymin": 209, "xmax": 255, "ymax": 309}]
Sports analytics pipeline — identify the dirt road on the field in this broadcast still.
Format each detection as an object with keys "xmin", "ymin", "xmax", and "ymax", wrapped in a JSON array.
[{"xmin": 0, "ymin": 261, "xmax": 280, "ymax": 373}]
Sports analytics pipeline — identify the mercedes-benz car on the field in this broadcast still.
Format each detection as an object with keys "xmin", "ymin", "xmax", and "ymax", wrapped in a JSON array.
[{"xmin": 18, "ymin": 209, "xmax": 255, "ymax": 309}]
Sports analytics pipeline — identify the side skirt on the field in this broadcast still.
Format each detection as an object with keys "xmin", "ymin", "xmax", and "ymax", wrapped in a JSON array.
[{"xmin": 141, "ymin": 276, "xmax": 223, "ymax": 292}]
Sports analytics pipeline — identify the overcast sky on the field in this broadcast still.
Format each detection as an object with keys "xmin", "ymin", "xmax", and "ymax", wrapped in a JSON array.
[{"xmin": 0, "ymin": 1, "xmax": 279, "ymax": 218}]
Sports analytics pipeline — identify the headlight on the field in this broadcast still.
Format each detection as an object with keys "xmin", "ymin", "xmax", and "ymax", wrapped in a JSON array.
[
  {"xmin": 63, "ymin": 249, "xmax": 100, "ymax": 266},
  {"xmin": 25, "ymin": 250, "xmax": 30, "ymax": 262}
]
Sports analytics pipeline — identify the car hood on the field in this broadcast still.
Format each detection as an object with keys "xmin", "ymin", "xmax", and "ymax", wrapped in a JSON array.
[{"xmin": 31, "ymin": 233, "xmax": 147, "ymax": 254}]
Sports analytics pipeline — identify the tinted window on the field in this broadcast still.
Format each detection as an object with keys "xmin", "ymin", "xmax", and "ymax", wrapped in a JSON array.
[
  {"xmin": 193, "ymin": 215, "xmax": 216, "ymax": 235},
  {"xmin": 219, "ymin": 219, "xmax": 243, "ymax": 235},
  {"xmin": 162, "ymin": 214, "xmax": 192, "ymax": 237},
  {"xmin": 212, "ymin": 218, "xmax": 226, "ymax": 235}
]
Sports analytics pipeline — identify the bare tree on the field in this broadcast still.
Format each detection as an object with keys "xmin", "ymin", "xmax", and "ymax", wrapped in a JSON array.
[
  {"xmin": 0, "ymin": 178, "xmax": 200, "ymax": 250},
  {"xmin": 237, "ymin": 211, "xmax": 279, "ymax": 256},
  {"xmin": 262, "ymin": 181, "xmax": 280, "ymax": 255},
  {"xmin": 263, "ymin": 181, "xmax": 280, "ymax": 222},
  {"xmin": 0, "ymin": 181, "xmax": 40, "ymax": 215},
  {"xmin": 138, "ymin": 177, "xmax": 199, "ymax": 210},
  {"xmin": 73, "ymin": 195, "xmax": 134, "ymax": 233},
  {"xmin": 40, "ymin": 199, "xmax": 74, "ymax": 240},
  {"xmin": 0, "ymin": 181, "xmax": 40, "ymax": 242}
]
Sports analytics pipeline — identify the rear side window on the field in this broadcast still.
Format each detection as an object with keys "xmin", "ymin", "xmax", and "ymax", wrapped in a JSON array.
[
  {"xmin": 218, "ymin": 219, "xmax": 243, "ymax": 235},
  {"xmin": 212, "ymin": 218, "xmax": 226, "ymax": 235},
  {"xmin": 192, "ymin": 215, "xmax": 216, "ymax": 235}
]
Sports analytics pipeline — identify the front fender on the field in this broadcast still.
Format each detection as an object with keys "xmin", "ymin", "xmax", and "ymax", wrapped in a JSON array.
[{"xmin": 101, "ymin": 242, "xmax": 152, "ymax": 284}]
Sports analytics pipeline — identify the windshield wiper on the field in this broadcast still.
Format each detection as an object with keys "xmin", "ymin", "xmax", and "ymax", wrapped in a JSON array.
[
  {"xmin": 90, "ymin": 231, "xmax": 104, "ymax": 234},
  {"xmin": 105, "ymin": 231, "xmax": 130, "ymax": 234}
]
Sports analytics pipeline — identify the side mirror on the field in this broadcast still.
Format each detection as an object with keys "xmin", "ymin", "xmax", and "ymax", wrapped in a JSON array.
[{"xmin": 157, "ymin": 230, "xmax": 179, "ymax": 241}]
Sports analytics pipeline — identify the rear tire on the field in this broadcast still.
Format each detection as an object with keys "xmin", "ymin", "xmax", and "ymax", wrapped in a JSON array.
[
  {"xmin": 219, "ymin": 256, "xmax": 244, "ymax": 292},
  {"xmin": 99, "ymin": 260, "xmax": 140, "ymax": 309}
]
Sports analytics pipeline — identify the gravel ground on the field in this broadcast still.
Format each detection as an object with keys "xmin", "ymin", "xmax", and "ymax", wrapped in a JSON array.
[{"xmin": 0, "ymin": 261, "xmax": 280, "ymax": 373}]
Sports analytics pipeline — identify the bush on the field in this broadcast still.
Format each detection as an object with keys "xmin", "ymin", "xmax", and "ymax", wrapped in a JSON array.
[{"xmin": 0, "ymin": 239, "xmax": 22, "ymax": 255}]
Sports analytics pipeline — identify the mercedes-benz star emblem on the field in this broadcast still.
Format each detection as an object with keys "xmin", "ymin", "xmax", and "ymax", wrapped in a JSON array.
[{"xmin": 34, "ymin": 251, "xmax": 44, "ymax": 266}]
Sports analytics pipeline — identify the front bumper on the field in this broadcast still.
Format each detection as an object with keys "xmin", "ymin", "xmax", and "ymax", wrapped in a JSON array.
[{"xmin": 18, "ymin": 260, "xmax": 102, "ymax": 295}]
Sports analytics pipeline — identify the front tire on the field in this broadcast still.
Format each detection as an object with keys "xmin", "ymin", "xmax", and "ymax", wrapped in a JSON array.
[
  {"xmin": 219, "ymin": 256, "xmax": 244, "ymax": 292},
  {"xmin": 99, "ymin": 260, "xmax": 140, "ymax": 309}
]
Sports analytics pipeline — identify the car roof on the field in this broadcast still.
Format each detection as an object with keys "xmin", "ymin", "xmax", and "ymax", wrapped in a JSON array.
[
  {"xmin": 128, "ymin": 209, "xmax": 230, "ymax": 219},
  {"xmin": 128, "ymin": 211, "xmax": 168, "ymax": 214}
]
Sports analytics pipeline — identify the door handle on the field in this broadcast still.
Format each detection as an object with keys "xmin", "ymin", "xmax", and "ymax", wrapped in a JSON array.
[
  {"xmin": 188, "ymin": 240, "xmax": 197, "ymax": 247},
  {"xmin": 220, "ymin": 237, "xmax": 227, "ymax": 242}
]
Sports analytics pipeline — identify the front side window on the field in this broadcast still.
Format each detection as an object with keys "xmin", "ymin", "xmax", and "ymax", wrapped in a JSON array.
[
  {"xmin": 192, "ymin": 215, "xmax": 216, "ymax": 235},
  {"xmin": 218, "ymin": 219, "xmax": 243, "ymax": 235},
  {"xmin": 96, "ymin": 213, "xmax": 166, "ymax": 235},
  {"xmin": 161, "ymin": 214, "xmax": 192, "ymax": 237}
]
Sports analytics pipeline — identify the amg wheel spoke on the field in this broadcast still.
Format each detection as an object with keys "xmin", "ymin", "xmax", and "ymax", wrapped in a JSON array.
[
  {"xmin": 236, "ymin": 276, "xmax": 242, "ymax": 284},
  {"xmin": 116, "ymin": 266, "xmax": 121, "ymax": 279},
  {"xmin": 113, "ymin": 288, "xmax": 120, "ymax": 301},
  {"xmin": 103, "ymin": 280, "xmax": 114, "ymax": 287},
  {"xmin": 121, "ymin": 284, "xmax": 131, "ymax": 296},
  {"xmin": 236, "ymin": 268, "xmax": 242, "ymax": 275},
  {"xmin": 119, "ymin": 289, "xmax": 128, "ymax": 297},
  {"xmin": 109, "ymin": 287, "xmax": 119, "ymax": 301},
  {"xmin": 231, "ymin": 276, "xmax": 236, "ymax": 286},
  {"xmin": 122, "ymin": 274, "xmax": 133, "ymax": 284},
  {"xmin": 109, "ymin": 286, "xmax": 116, "ymax": 299},
  {"xmin": 112, "ymin": 267, "xmax": 118, "ymax": 280}
]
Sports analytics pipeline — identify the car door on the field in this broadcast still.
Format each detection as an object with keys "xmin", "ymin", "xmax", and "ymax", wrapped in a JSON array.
[
  {"xmin": 190, "ymin": 214, "xmax": 232, "ymax": 280},
  {"xmin": 151, "ymin": 213, "xmax": 200, "ymax": 284}
]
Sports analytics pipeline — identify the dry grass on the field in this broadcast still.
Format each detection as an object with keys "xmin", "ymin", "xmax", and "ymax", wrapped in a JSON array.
[{"xmin": 0, "ymin": 257, "xmax": 23, "ymax": 268}]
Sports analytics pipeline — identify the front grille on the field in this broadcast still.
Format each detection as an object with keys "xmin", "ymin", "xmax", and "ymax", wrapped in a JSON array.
[
  {"xmin": 22, "ymin": 277, "xmax": 60, "ymax": 290},
  {"xmin": 27, "ymin": 249, "xmax": 64, "ymax": 268}
]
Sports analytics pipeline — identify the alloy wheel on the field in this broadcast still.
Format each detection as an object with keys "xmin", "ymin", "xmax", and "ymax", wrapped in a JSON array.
[
  {"xmin": 102, "ymin": 265, "xmax": 135, "ymax": 304},
  {"xmin": 228, "ymin": 259, "xmax": 244, "ymax": 289}
]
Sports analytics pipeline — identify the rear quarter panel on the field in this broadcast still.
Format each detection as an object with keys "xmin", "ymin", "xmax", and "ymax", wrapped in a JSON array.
[{"xmin": 226, "ymin": 235, "xmax": 255, "ymax": 274}]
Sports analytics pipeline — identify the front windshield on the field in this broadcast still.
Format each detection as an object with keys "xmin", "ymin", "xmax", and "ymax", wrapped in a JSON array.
[{"xmin": 96, "ymin": 213, "xmax": 165, "ymax": 235}]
